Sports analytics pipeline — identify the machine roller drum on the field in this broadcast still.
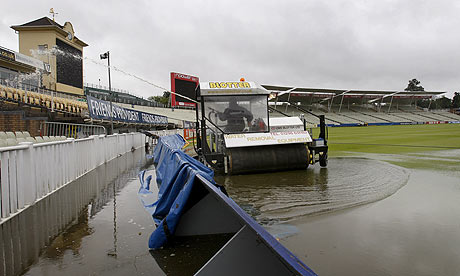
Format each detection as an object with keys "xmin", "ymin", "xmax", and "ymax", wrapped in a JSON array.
[{"xmin": 228, "ymin": 143, "xmax": 309, "ymax": 174}]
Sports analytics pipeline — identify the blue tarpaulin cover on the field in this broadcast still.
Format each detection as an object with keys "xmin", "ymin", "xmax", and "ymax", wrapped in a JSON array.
[{"xmin": 138, "ymin": 134, "xmax": 215, "ymax": 249}]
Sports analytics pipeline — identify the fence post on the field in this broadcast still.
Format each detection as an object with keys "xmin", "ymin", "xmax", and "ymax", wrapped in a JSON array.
[
  {"xmin": 1, "ymin": 151, "xmax": 10, "ymax": 218},
  {"xmin": 67, "ymin": 138, "xmax": 76, "ymax": 180},
  {"xmin": 9, "ymin": 150, "xmax": 18, "ymax": 214}
]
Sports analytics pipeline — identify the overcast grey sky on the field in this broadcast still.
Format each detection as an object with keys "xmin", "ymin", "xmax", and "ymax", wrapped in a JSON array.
[{"xmin": 1, "ymin": 0, "xmax": 459, "ymax": 98}]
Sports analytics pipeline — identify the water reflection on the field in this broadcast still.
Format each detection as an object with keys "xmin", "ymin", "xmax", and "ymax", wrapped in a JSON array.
[
  {"xmin": 216, "ymin": 158, "xmax": 408, "ymax": 224},
  {"xmin": 43, "ymin": 207, "xmax": 93, "ymax": 258},
  {"xmin": 0, "ymin": 148, "xmax": 149, "ymax": 276},
  {"xmin": 150, "ymin": 234, "xmax": 233, "ymax": 275}
]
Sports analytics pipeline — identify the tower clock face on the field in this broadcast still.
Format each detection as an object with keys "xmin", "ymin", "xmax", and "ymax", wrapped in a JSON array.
[{"xmin": 67, "ymin": 32, "xmax": 73, "ymax": 40}]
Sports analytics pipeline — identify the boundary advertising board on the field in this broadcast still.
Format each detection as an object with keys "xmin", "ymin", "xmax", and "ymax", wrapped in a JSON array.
[{"xmin": 86, "ymin": 96, "xmax": 168, "ymax": 126}]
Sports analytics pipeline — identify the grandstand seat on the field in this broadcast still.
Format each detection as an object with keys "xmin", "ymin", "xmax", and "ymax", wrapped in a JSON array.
[
  {"xmin": 0, "ymin": 86, "xmax": 6, "ymax": 98},
  {"xmin": 34, "ymin": 137, "xmax": 44, "ymax": 143},
  {"xmin": 27, "ymin": 92, "xmax": 40, "ymax": 105},
  {"xmin": 6, "ymin": 87, "xmax": 14, "ymax": 99},
  {"xmin": 43, "ymin": 95, "xmax": 53, "ymax": 108},
  {"xmin": 15, "ymin": 88, "xmax": 25, "ymax": 101},
  {"xmin": 6, "ymin": 131, "xmax": 16, "ymax": 139},
  {"xmin": 22, "ymin": 131, "xmax": 31, "ymax": 137},
  {"xmin": 16, "ymin": 137, "xmax": 27, "ymax": 144},
  {"xmin": 0, "ymin": 139, "xmax": 6, "ymax": 148},
  {"xmin": 60, "ymin": 136, "xmax": 67, "ymax": 140},
  {"xmin": 25, "ymin": 137, "xmax": 36, "ymax": 143},
  {"xmin": 54, "ymin": 98, "xmax": 63, "ymax": 110},
  {"xmin": 6, "ymin": 138, "xmax": 18, "ymax": 146},
  {"xmin": 0, "ymin": 131, "xmax": 7, "ymax": 140},
  {"xmin": 42, "ymin": 136, "xmax": 51, "ymax": 142},
  {"xmin": 15, "ymin": 131, "xmax": 25, "ymax": 138},
  {"xmin": 33, "ymin": 93, "xmax": 40, "ymax": 105},
  {"xmin": 12, "ymin": 88, "xmax": 20, "ymax": 101}
]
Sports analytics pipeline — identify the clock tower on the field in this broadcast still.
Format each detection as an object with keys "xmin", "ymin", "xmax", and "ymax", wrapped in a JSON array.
[{"xmin": 11, "ymin": 17, "xmax": 88, "ymax": 95}]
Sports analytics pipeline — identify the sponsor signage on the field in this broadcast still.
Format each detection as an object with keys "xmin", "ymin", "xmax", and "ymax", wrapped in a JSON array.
[
  {"xmin": 15, "ymin": 52, "xmax": 50, "ymax": 72},
  {"xmin": 224, "ymin": 131, "xmax": 312, "ymax": 148},
  {"xmin": 0, "ymin": 48, "xmax": 15, "ymax": 62},
  {"xmin": 86, "ymin": 96, "xmax": 168, "ymax": 126},
  {"xmin": 200, "ymin": 81, "xmax": 270, "ymax": 96},
  {"xmin": 0, "ymin": 47, "xmax": 50, "ymax": 72},
  {"xmin": 209, "ymin": 82, "xmax": 251, "ymax": 89},
  {"xmin": 183, "ymin": 121, "xmax": 196, "ymax": 129},
  {"xmin": 269, "ymin": 117, "xmax": 304, "ymax": 132}
]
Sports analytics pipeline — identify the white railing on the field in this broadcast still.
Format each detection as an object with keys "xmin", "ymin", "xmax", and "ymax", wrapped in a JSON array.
[
  {"xmin": 41, "ymin": 121, "xmax": 107, "ymax": 138},
  {"xmin": 149, "ymin": 129, "xmax": 184, "ymax": 137},
  {"xmin": 0, "ymin": 133, "xmax": 144, "ymax": 221}
]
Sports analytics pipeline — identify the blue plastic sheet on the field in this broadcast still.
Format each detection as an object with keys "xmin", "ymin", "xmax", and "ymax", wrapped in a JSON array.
[{"xmin": 138, "ymin": 134, "xmax": 216, "ymax": 249}]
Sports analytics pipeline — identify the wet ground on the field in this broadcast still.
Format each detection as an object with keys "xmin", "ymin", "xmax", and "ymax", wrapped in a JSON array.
[
  {"xmin": 281, "ymin": 169, "xmax": 460, "ymax": 275},
  {"xmin": 3, "ymin": 149, "xmax": 165, "ymax": 276},
  {"xmin": 7, "ymin": 148, "xmax": 460, "ymax": 275},
  {"xmin": 216, "ymin": 158, "xmax": 409, "ymax": 224}
]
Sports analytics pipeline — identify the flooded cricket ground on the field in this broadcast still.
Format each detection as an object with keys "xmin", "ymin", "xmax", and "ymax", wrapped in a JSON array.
[{"xmin": 2, "ymin": 148, "xmax": 460, "ymax": 275}]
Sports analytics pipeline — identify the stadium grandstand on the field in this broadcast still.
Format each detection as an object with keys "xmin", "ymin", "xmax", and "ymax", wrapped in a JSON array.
[
  {"xmin": 263, "ymin": 85, "xmax": 460, "ymax": 126},
  {"xmin": 84, "ymin": 83, "xmax": 165, "ymax": 108}
]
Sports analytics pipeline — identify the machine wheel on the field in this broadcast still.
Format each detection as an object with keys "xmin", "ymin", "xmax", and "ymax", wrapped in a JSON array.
[{"xmin": 319, "ymin": 152, "xmax": 328, "ymax": 167}]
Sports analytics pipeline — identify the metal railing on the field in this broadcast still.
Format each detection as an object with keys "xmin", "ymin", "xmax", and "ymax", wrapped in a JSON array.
[
  {"xmin": 40, "ymin": 122, "xmax": 106, "ymax": 138},
  {"xmin": 0, "ymin": 132, "xmax": 145, "ymax": 222},
  {"xmin": 0, "ymin": 77, "xmax": 85, "ymax": 102},
  {"xmin": 84, "ymin": 82, "xmax": 131, "ymax": 95}
]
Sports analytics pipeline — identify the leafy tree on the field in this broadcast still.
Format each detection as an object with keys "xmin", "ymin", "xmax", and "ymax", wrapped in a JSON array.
[
  {"xmin": 416, "ymin": 99, "xmax": 430, "ymax": 108},
  {"xmin": 148, "ymin": 91, "xmax": 170, "ymax": 105},
  {"xmin": 452, "ymin": 92, "xmax": 460, "ymax": 109},
  {"xmin": 431, "ymin": 96, "xmax": 452, "ymax": 109},
  {"xmin": 405, "ymin": 78, "xmax": 425, "ymax": 91}
]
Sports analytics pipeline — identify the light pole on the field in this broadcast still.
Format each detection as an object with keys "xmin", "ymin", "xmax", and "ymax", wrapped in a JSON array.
[{"xmin": 100, "ymin": 51, "xmax": 114, "ymax": 134}]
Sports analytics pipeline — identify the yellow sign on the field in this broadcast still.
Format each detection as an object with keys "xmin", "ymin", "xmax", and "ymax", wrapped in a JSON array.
[
  {"xmin": 209, "ymin": 82, "xmax": 251, "ymax": 89},
  {"xmin": 0, "ymin": 49, "xmax": 15, "ymax": 62}
]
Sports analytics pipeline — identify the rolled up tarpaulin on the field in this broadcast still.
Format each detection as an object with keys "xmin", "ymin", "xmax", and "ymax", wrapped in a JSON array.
[{"xmin": 139, "ymin": 134, "xmax": 216, "ymax": 249}]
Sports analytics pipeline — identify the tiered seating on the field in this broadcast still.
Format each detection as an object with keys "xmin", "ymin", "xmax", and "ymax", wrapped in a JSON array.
[
  {"xmin": 326, "ymin": 113, "xmax": 361, "ymax": 124},
  {"xmin": 432, "ymin": 111, "xmax": 460, "ymax": 121},
  {"xmin": 362, "ymin": 112, "xmax": 408, "ymax": 123},
  {"xmin": 410, "ymin": 111, "xmax": 450, "ymax": 121},
  {"xmin": 0, "ymin": 84, "xmax": 88, "ymax": 115},
  {"xmin": 341, "ymin": 112, "xmax": 388, "ymax": 123},
  {"xmin": 269, "ymin": 105, "xmax": 339, "ymax": 125},
  {"xmin": 0, "ymin": 131, "xmax": 67, "ymax": 148},
  {"xmin": 390, "ymin": 112, "xmax": 430, "ymax": 122}
]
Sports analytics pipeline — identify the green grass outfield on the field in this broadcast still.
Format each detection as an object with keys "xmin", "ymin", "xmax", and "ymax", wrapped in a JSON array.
[
  {"xmin": 311, "ymin": 124, "xmax": 460, "ymax": 171},
  {"xmin": 311, "ymin": 124, "xmax": 460, "ymax": 155}
]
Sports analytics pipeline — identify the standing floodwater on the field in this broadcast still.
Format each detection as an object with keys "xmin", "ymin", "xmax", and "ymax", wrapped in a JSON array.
[
  {"xmin": 216, "ymin": 158, "xmax": 409, "ymax": 225},
  {"xmin": 219, "ymin": 156, "xmax": 460, "ymax": 275},
  {"xmin": 11, "ymin": 152, "xmax": 460, "ymax": 275}
]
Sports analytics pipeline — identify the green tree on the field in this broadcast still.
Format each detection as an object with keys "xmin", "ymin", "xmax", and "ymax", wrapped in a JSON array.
[
  {"xmin": 148, "ymin": 91, "xmax": 170, "ymax": 105},
  {"xmin": 432, "ymin": 96, "xmax": 452, "ymax": 109},
  {"xmin": 452, "ymin": 92, "xmax": 460, "ymax": 108},
  {"xmin": 405, "ymin": 78, "xmax": 425, "ymax": 91},
  {"xmin": 416, "ymin": 99, "xmax": 430, "ymax": 108}
]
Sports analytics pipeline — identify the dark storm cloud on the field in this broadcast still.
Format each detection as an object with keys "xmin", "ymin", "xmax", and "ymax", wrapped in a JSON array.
[{"xmin": 1, "ymin": 0, "xmax": 458, "ymax": 98}]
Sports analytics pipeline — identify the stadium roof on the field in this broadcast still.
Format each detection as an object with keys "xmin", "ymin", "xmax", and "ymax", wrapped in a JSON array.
[
  {"xmin": 261, "ymin": 84, "xmax": 445, "ymax": 98},
  {"xmin": 261, "ymin": 84, "xmax": 446, "ymax": 107}
]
